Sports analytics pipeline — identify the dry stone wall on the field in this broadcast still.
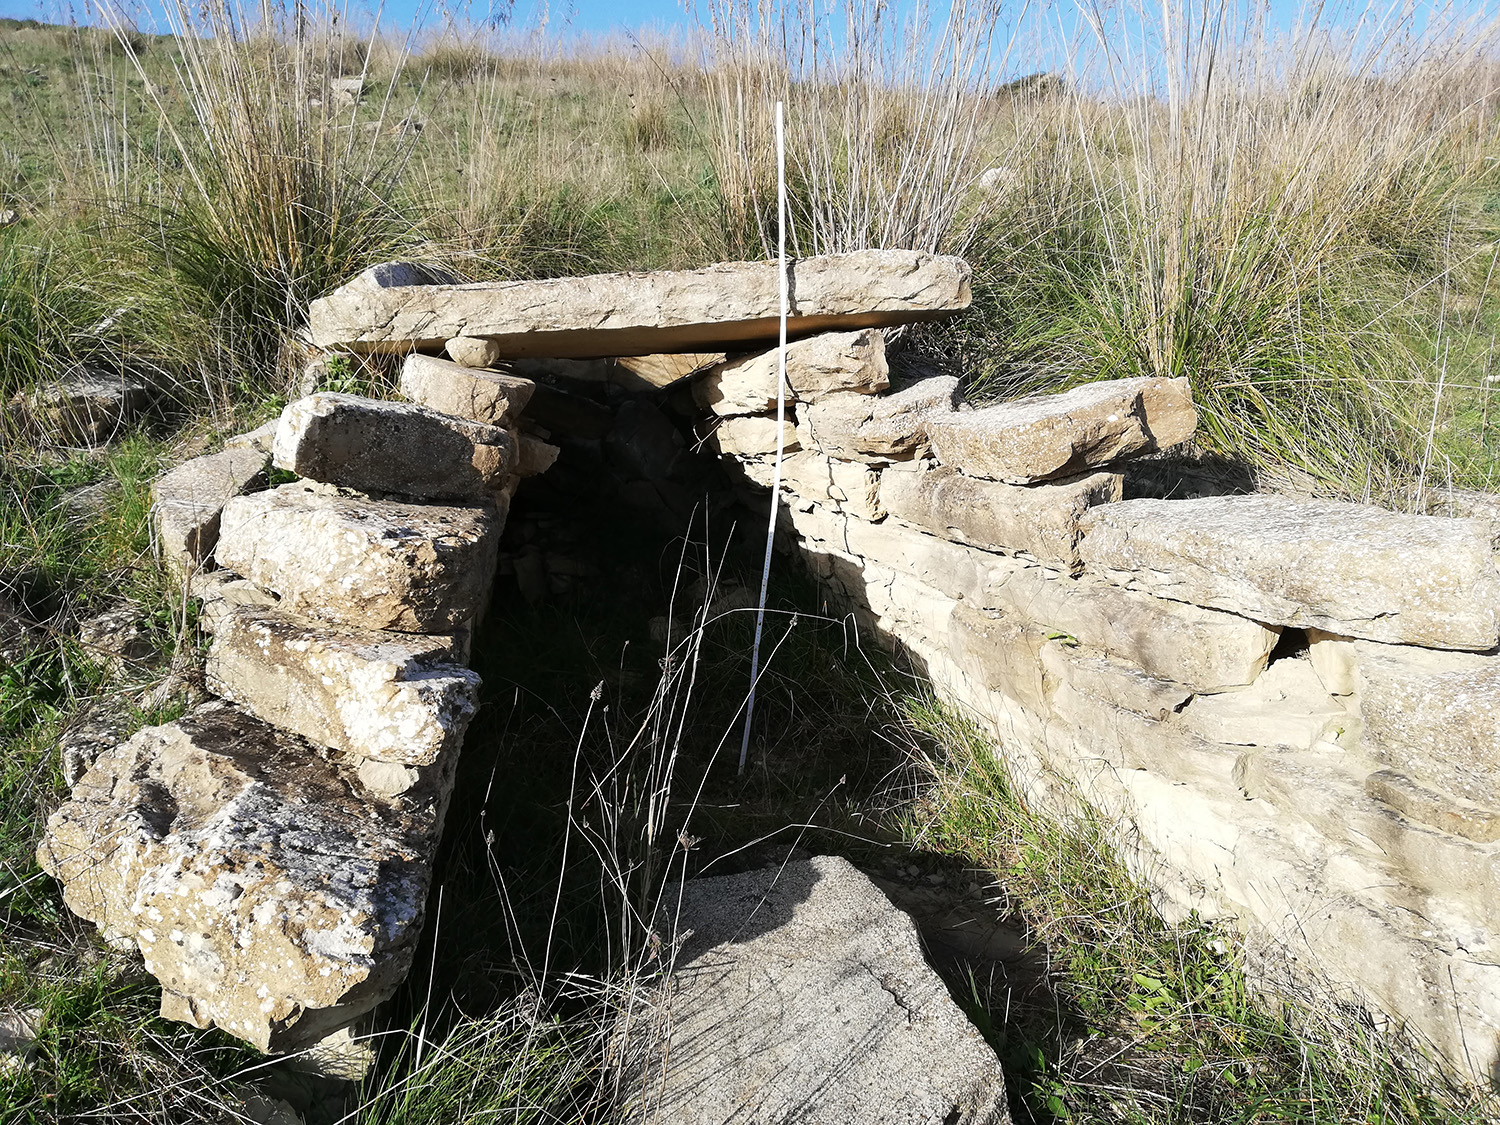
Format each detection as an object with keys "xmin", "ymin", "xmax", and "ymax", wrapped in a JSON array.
[{"xmin": 36, "ymin": 249, "xmax": 1500, "ymax": 1096}]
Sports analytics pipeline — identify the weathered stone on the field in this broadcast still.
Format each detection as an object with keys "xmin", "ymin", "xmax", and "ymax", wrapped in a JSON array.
[
  {"xmin": 627, "ymin": 855, "xmax": 1009, "ymax": 1125},
  {"xmin": 1352, "ymin": 642, "xmax": 1500, "ymax": 807},
  {"xmin": 329, "ymin": 76, "xmax": 365, "ymax": 105},
  {"xmin": 613, "ymin": 353, "xmax": 724, "ymax": 390},
  {"xmin": 1179, "ymin": 657, "xmax": 1348, "ymax": 750},
  {"xmin": 205, "ymin": 603, "xmax": 478, "ymax": 774},
  {"xmin": 29, "ymin": 368, "xmax": 152, "ymax": 446},
  {"xmin": 1079, "ymin": 495, "xmax": 1500, "ymax": 649},
  {"xmin": 273, "ymin": 393, "xmax": 515, "ymax": 499},
  {"xmin": 399, "ymin": 354, "xmax": 534, "ymax": 426},
  {"xmin": 516, "ymin": 434, "xmax": 560, "ymax": 477},
  {"xmin": 151, "ymin": 447, "xmax": 270, "ymax": 579},
  {"xmin": 1040, "ymin": 643, "xmax": 1192, "ymax": 720},
  {"xmin": 309, "ymin": 251, "xmax": 972, "ymax": 356},
  {"xmin": 217, "ymin": 484, "xmax": 500, "ymax": 633},
  {"xmin": 926, "ymin": 377, "xmax": 1196, "ymax": 484},
  {"xmin": 709, "ymin": 415, "xmax": 801, "ymax": 458},
  {"xmin": 38, "ymin": 702, "xmax": 451, "ymax": 1052},
  {"xmin": 444, "ymin": 335, "xmax": 503, "ymax": 368},
  {"xmin": 1307, "ymin": 629, "xmax": 1357, "ymax": 695},
  {"xmin": 224, "ymin": 420, "xmax": 279, "ymax": 456},
  {"xmin": 948, "ymin": 604, "xmax": 1050, "ymax": 711},
  {"xmin": 800, "ymin": 377, "xmax": 959, "ymax": 462},
  {"xmin": 740, "ymin": 451, "xmax": 884, "ymax": 520},
  {"xmin": 1364, "ymin": 769, "xmax": 1500, "ymax": 844},
  {"xmin": 694, "ymin": 329, "xmax": 889, "ymax": 416},
  {"xmin": 78, "ymin": 604, "xmax": 154, "ymax": 670},
  {"xmin": 882, "ymin": 464, "xmax": 1121, "ymax": 569}
]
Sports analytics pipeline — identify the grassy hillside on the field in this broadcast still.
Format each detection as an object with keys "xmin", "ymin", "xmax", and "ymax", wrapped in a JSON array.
[{"xmin": 0, "ymin": 2, "xmax": 1498, "ymax": 1121}]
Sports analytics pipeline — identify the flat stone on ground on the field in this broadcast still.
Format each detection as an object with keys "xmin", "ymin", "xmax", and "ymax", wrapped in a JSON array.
[
  {"xmin": 309, "ymin": 251, "xmax": 971, "ymax": 356},
  {"xmin": 926, "ymin": 377, "xmax": 1196, "ymax": 483},
  {"xmin": 28, "ymin": 368, "xmax": 153, "ymax": 446},
  {"xmin": 1079, "ymin": 495, "xmax": 1500, "ymax": 649},
  {"xmin": 273, "ymin": 393, "xmax": 515, "ymax": 499},
  {"xmin": 38, "ymin": 702, "xmax": 451, "ymax": 1053},
  {"xmin": 626, "ymin": 855, "xmax": 1009, "ymax": 1125},
  {"xmin": 216, "ymin": 483, "xmax": 500, "ymax": 632},
  {"xmin": 694, "ymin": 329, "xmax": 889, "ymax": 415},
  {"xmin": 399, "ymin": 354, "xmax": 535, "ymax": 426},
  {"xmin": 151, "ymin": 447, "xmax": 270, "ymax": 579}
]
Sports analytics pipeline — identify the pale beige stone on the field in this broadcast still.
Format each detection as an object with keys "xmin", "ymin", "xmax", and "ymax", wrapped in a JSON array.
[
  {"xmin": 273, "ymin": 393, "xmax": 515, "ymax": 499},
  {"xmin": 881, "ymin": 464, "xmax": 1121, "ymax": 569},
  {"xmin": 800, "ymin": 377, "xmax": 959, "ymax": 462},
  {"xmin": 216, "ymin": 483, "xmax": 500, "ymax": 633},
  {"xmin": 948, "ymin": 603, "xmax": 1051, "ymax": 712},
  {"xmin": 399, "ymin": 353, "xmax": 534, "ymax": 426},
  {"xmin": 1307, "ymin": 629, "xmax": 1357, "ymax": 695},
  {"xmin": 205, "ymin": 603, "xmax": 478, "ymax": 771},
  {"xmin": 38, "ymin": 702, "xmax": 452, "ymax": 1052},
  {"xmin": 926, "ymin": 377, "xmax": 1196, "ymax": 483},
  {"xmin": 444, "ymin": 335, "xmax": 504, "ymax": 367},
  {"xmin": 223, "ymin": 420, "xmax": 278, "ymax": 455},
  {"xmin": 308, "ymin": 251, "xmax": 972, "ymax": 356},
  {"xmin": 614, "ymin": 353, "xmax": 725, "ymax": 390},
  {"xmin": 1080, "ymin": 495, "xmax": 1500, "ymax": 649},
  {"xmin": 694, "ymin": 330, "xmax": 889, "ymax": 416},
  {"xmin": 1364, "ymin": 770, "xmax": 1500, "ymax": 844},
  {"xmin": 516, "ymin": 434, "xmax": 561, "ymax": 477},
  {"xmin": 1040, "ymin": 643, "xmax": 1192, "ymax": 720},
  {"xmin": 151, "ymin": 448, "xmax": 269, "ymax": 579},
  {"xmin": 709, "ymin": 415, "xmax": 801, "ymax": 458},
  {"xmin": 1179, "ymin": 657, "xmax": 1348, "ymax": 750},
  {"xmin": 739, "ymin": 452, "xmax": 884, "ymax": 520}
]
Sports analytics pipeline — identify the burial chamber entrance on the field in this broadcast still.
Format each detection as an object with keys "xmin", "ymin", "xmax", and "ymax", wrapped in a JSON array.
[{"xmin": 36, "ymin": 252, "xmax": 1500, "ymax": 1105}]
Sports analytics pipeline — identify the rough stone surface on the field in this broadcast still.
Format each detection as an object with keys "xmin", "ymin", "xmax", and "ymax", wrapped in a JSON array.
[
  {"xmin": 38, "ymin": 702, "xmax": 451, "ymax": 1052},
  {"xmin": 273, "ymin": 393, "xmax": 515, "ymax": 499},
  {"xmin": 217, "ymin": 483, "xmax": 500, "ymax": 632},
  {"xmin": 738, "ymin": 451, "xmax": 885, "ymax": 520},
  {"xmin": 224, "ymin": 420, "xmax": 279, "ymax": 456},
  {"xmin": 151, "ymin": 447, "xmax": 270, "ymax": 579},
  {"xmin": 613, "ymin": 352, "xmax": 724, "ymax": 389},
  {"xmin": 1364, "ymin": 769, "xmax": 1500, "ymax": 843},
  {"xmin": 1040, "ymin": 643, "xmax": 1192, "ymax": 720},
  {"xmin": 309, "ymin": 251, "xmax": 972, "ymax": 356},
  {"xmin": 1079, "ymin": 495, "xmax": 1500, "ymax": 649},
  {"xmin": 882, "ymin": 464, "xmax": 1121, "ymax": 569},
  {"xmin": 628, "ymin": 855, "xmax": 1009, "ymax": 1125},
  {"xmin": 515, "ymin": 433, "xmax": 560, "ymax": 477},
  {"xmin": 28, "ymin": 368, "xmax": 152, "ymax": 446},
  {"xmin": 399, "ymin": 354, "xmax": 535, "ymax": 426},
  {"xmin": 444, "ymin": 335, "xmax": 504, "ymax": 368},
  {"xmin": 694, "ymin": 329, "xmax": 889, "ymax": 415},
  {"xmin": 1179, "ymin": 657, "xmax": 1347, "ymax": 750},
  {"xmin": 708, "ymin": 415, "xmax": 801, "ymax": 458},
  {"xmin": 800, "ymin": 376, "xmax": 960, "ymax": 462},
  {"xmin": 926, "ymin": 377, "xmax": 1196, "ymax": 484},
  {"xmin": 205, "ymin": 603, "xmax": 479, "ymax": 774},
  {"xmin": 1352, "ymin": 642, "xmax": 1500, "ymax": 807}
]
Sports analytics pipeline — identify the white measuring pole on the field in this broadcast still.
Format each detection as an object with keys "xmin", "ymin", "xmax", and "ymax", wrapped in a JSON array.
[{"xmin": 738, "ymin": 100, "xmax": 789, "ymax": 777}]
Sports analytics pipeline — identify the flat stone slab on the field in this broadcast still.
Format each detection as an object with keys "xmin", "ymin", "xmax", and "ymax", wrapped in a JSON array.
[
  {"xmin": 694, "ymin": 329, "xmax": 889, "ymax": 416},
  {"xmin": 308, "ymin": 251, "xmax": 971, "ymax": 357},
  {"xmin": 204, "ymin": 603, "xmax": 479, "ymax": 783},
  {"xmin": 273, "ymin": 393, "xmax": 515, "ymax": 499},
  {"xmin": 800, "ymin": 376, "xmax": 959, "ymax": 462},
  {"xmin": 1079, "ymin": 495, "xmax": 1500, "ymax": 649},
  {"xmin": 217, "ymin": 483, "xmax": 501, "ymax": 632},
  {"xmin": 38, "ymin": 702, "xmax": 451, "ymax": 1053},
  {"xmin": 28, "ymin": 368, "xmax": 153, "ymax": 446},
  {"xmin": 927, "ymin": 377, "xmax": 1197, "ymax": 483},
  {"xmin": 881, "ymin": 464, "xmax": 1121, "ymax": 569},
  {"xmin": 739, "ymin": 451, "xmax": 885, "ymax": 520},
  {"xmin": 151, "ymin": 447, "xmax": 269, "ymax": 579},
  {"xmin": 627, "ymin": 855, "xmax": 1009, "ymax": 1125},
  {"xmin": 398, "ymin": 354, "xmax": 534, "ymax": 426}
]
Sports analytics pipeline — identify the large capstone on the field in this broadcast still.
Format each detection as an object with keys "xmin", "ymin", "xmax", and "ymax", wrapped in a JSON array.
[
  {"xmin": 37, "ymin": 702, "xmax": 453, "ymax": 1053},
  {"xmin": 625, "ymin": 855, "xmax": 1009, "ymax": 1125},
  {"xmin": 216, "ymin": 483, "xmax": 501, "ymax": 633},
  {"xmin": 308, "ymin": 251, "xmax": 971, "ymax": 356}
]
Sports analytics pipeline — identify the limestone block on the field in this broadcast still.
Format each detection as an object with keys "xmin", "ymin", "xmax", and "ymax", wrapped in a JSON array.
[
  {"xmin": 614, "ymin": 352, "xmax": 724, "ymax": 390},
  {"xmin": 205, "ymin": 603, "xmax": 478, "ymax": 772},
  {"xmin": 1079, "ymin": 495, "xmax": 1500, "ymax": 649},
  {"xmin": 273, "ymin": 393, "xmax": 515, "ymax": 499},
  {"xmin": 709, "ymin": 415, "xmax": 801, "ymax": 458},
  {"xmin": 739, "ymin": 451, "xmax": 885, "ymax": 520},
  {"xmin": 948, "ymin": 603, "xmax": 1051, "ymax": 712},
  {"xmin": 1179, "ymin": 657, "xmax": 1348, "ymax": 749},
  {"xmin": 1307, "ymin": 629, "xmax": 1357, "ymax": 695},
  {"xmin": 1040, "ymin": 643, "xmax": 1192, "ymax": 720},
  {"xmin": 444, "ymin": 335, "xmax": 503, "ymax": 367},
  {"xmin": 309, "ymin": 251, "xmax": 972, "ymax": 357},
  {"xmin": 151, "ymin": 447, "xmax": 269, "ymax": 579},
  {"xmin": 1352, "ymin": 642, "xmax": 1500, "ymax": 807},
  {"xmin": 881, "ymin": 464, "xmax": 1121, "ymax": 569},
  {"xmin": 38, "ymin": 702, "xmax": 451, "ymax": 1052},
  {"xmin": 627, "ymin": 856, "xmax": 1009, "ymax": 1125},
  {"xmin": 223, "ymin": 420, "xmax": 278, "ymax": 455},
  {"xmin": 800, "ymin": 377, "xmax": 959, "ymax": 462},
  {"xmin": 399, "ymin": 353, "xmax": 535, "ymax": 426},
  {"xmin": 694, "ymin": 329, "xmax": 889, "ymax": 416},
  {"xmin": 29, "ymin": 368, "xmax": 152, "ymax": 446},
  {"xmin": 216, "ymin": 483, "xmax": 500, "ymax": 632},
  {"xmin": 516, "ymin": 433, "xmax": 560, "ymax": 477},
  {"xmin": 1364, "ymin": 770, "xmax": 1500, "ymax": 844},
  {"xmin": 926, "ymin": 377, "xmax": 1196, "ymax": 484}
]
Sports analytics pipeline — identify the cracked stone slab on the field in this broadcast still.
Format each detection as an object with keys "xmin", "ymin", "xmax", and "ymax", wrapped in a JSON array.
[
  {"xmin": 216, "ymin": 483, "xmax": 501, "ymax": 632},
  {"xmin": 204, "ymin": 602, "xmax": 479, "ymax": 774},
  {"xmin": 308, "ymin": 251, "xmax": 971, "ymax": 357},
  {"xmin": 799, "ymin": 376, "xmax": 960, "ymax": 462},
  {"xmin": 38, "ymin": 702, "xmax": 454, "ymax": 1053},
  {"xmin": 1079, "ymin": 494, "xmax": 1500, "ymax": 649},
  {"xmin": 273, "ymin": 393, "xmax": 515, "ymax": 499},
  {"xmin": 624, "ymin": 855, "xmax": 1009, "ymax": 1125}
]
